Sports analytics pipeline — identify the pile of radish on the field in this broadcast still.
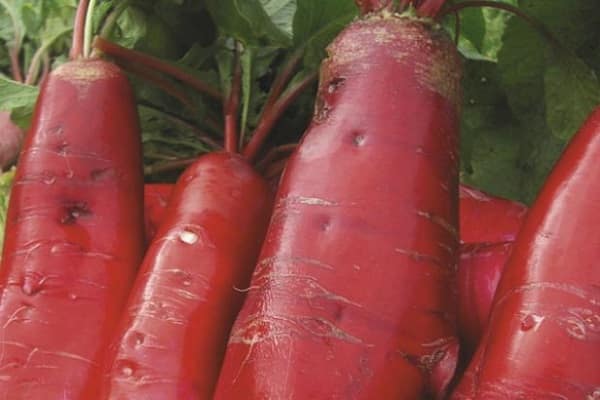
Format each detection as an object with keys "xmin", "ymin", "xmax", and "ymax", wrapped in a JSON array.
[{"xmin": 0, "ymin": 0, "xmax": 598, "ymax": 398}]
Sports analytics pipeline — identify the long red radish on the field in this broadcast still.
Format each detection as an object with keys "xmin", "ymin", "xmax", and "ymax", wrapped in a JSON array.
[
  {"xmin": 213, "ymin": 2, "xmax": 462, "ymax": 399},
  {"xmin": 451, "ymin": 107, "xmax": 600, "ymax": 399},
  {"xmin": 0, "ymin": 58, "xmax": 144, "ymax": 398},
  {"xmin": 100, "ymin": 153, "xmax": 271, "ymax": 399},
  {"xmin": 93, "ymin": 32, "xmax": 306, "ymax": 398}
]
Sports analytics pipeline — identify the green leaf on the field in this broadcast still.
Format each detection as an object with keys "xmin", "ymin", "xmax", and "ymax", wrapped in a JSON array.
[
  {"xmin": 0, "ymin": 75, "xmax": 39, "ymax": 115},
  {"xmin": 0, "ymin": 167, "xmax": 15, "ymax": 259},
  {"xmin": 205, "ymin": 0, "xmax": 292, "ymax": 46},
  {"xmin": 544, "ymin": 51, "xmax": 600, "ymax": 140},
  {"xmin": 497, "ymin": 15, "xmax": 546, "ymax": 126},
  {"xmin": 292, "ymin": 0, "xmax": 357, "ymax": 68},
  {"xmin": 260, "ymin": 0, "xmax": 296, "ymax": 38}
]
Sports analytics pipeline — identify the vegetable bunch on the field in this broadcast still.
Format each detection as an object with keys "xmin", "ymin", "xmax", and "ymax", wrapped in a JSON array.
[{"xmin": 0, "ymin": 0, "xmax": 598, "ymax": 399}]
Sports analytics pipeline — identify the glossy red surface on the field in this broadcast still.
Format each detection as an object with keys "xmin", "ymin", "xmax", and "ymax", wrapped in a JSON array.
[
  {"xmin": 457, "ymin": 242, "xmax": 513, "ymax": 359},
  {"xmin": 0, "ymin": 59, "xmax": 144, "ymax": 399},
  {"xmin": 457, "ymin": 186, "xmax": 528, "ymax": 358},
  {"xmin": 143, "ymin": 183, "xmax": 174, "ymax": 244},
  {"xmin": 452, "ymin": 107, "xmax": 600, "ymax": 399},
  {"xmin": 214, "ymin": 13, "xmax": 462, "ymax": 400},
  {"xmin": 459, "ymin": 184, "xmax": 528, "ymax": 244},
  {"xmin": 100, "ymin": 152, "xmax": 272, "ymax": 400}
]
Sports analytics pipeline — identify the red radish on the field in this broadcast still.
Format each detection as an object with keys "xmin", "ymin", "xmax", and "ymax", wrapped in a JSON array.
[
  {"xmin": 143, "ymin": 183, "xmax": 174, "ymax": 244},
  {"xmin": 213, "ymin": 2, "xmax": 462, "ymax": 399},
  {"xmin": 93, "ymin": 31, "xmax": 311, "ymax": 399},
  {"xmin": 459, "ymin": 184, "xmax": 527, "ymax": 244},
  {"xmin": 0, "ymin": 111, "xmax": 24, "ymax": 170},
  {"xmin": 100, "ymin": 153, "xmax": 271, "ymax": 399},
  {"xmin": 451, "ymin": 107, "xmax": 600, "ymax": 399},
  {"xmin": 0, "ymin": 55, "xmax": 144, "ymax": 400},
  {"xmin": 0, "ymin": 2, "xmax": 145, "ymax": 397}
]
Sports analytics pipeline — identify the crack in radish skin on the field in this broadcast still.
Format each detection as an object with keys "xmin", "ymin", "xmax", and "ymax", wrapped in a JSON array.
[
  {"xmin": 253, "ymin": 255, "xmax": 335, "ymax": 276},
  {"xmin": 417, "ymin": 210, "xmax": 459, "ymax": 239},
  {"xmin": 394, "ymin": 247, "xmax": 445, "ymax": 268},
  {"xmin": 229, "ymin": 314, "xmax": 372, "ymax": 347},
  {"xmin": 588, "ymin": 388, "xmax": 600, "ymax": 400},
  {"xmin": 495, "ymin": 282, "xmax": 600, "ymax": 308},
  {"xmin": 241, "ymin": 272, "xmax": 364, "ymax": 309},
  {"xmin": 277, "ymin": 196, "xmax": 339, "ymax": 207}
]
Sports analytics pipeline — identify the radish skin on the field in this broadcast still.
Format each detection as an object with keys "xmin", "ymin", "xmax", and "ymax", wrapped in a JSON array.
[
  {"xmin": 451, "ymin": 107, "xmax": 600, "ymax": 399},
  {"xmin": 100, "ymin": 152, "xmax": 272, "ymax": 399},
  {"xmin": 457, "ymin": 242, "xmax": 513, "ymax": 358},
  {"xmin": 459, "ymin": 184, "xmax": 527, "ymax": 244},
  {"xmin": 143, "ymin": 183, "xmax": 174, "ymax": 244},
  {"xmin": 457, "ymin": 186, "xmax": 528, "ymax": 356},
  {"xmin": 0, "ymin": 59, "xmax": 144, "ymax": 399},
  {"xmin": 0, "ymin": 111, "xmax": 24, "ymax": 170},
  {"xmin": 214, "ymin": 11, "xmax": 462, "ymax": 400}
]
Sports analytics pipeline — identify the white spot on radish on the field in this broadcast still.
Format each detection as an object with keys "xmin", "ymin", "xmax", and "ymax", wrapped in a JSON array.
[
  {"xmin": 116, "ymin": 360, "xmax": 137, "ymax": 378},
  {"xmin": 179, "ymin": 230, "xmax": 198, "ymax": 245},
  {"xmin": 42, "ymin": 173, "xmax": 56, "ymax": 185},
  {"xmin": 327, "ymin": 77, "xmax": 345, "ymax": 94},
  {"xmin": 351, "ymin": 132, "xmax": 366, "ymax": 147},
  {"xmin": 69, "ymin": 293, "xmax": 78, "ymax": 301},
  {"xmin": 588, "ymin": 388, "xmax": 600, "ymax": 400},
  {"xmin": 128, "ymin": 332, "xmax": 145, "ymax": 347}
]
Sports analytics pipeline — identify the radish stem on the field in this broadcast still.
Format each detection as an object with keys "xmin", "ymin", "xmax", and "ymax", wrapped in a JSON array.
[
  {"xmin": 243, "ymin": 70, "xmax": 318, "ymax": 163},
  {"xmin": 144, "ymin": 157, "xmax": 197, "ymax": 176},
  {"xmin": 99, "ymin": 1, "xmax": 131, "ymax": 40},
  {"xmin": 224, "ymin": 44, "xmax": 242, "ymax": 153},
  {"xmin": 115, "ymin": 59, "xmax": 196, "ymax": 112},
  {"xmin": 83, "ymin": 0, "xmax": 97, "ymax": 57},
  {"xmin": 93, "ymin": 37, "xmax": 222, "ymax": 101},
  {"xmin": 70, "ymin": 0, "xmax": 89, "ymax": 59}
]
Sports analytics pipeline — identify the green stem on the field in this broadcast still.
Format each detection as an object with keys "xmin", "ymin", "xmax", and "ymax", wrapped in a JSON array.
[
  {"xmin": 25, "ymin": 28, "xmax": 72, "ymax": 85},
  {"xmin": 224, "ymin": 43, "xmax": 242, "ymax": 153},
  {"xmin": 99, "ymin": 1, "xmax": 130, "ymax": 39},
  {"xmin": 83, "ymin": 0, "xmax": 97, "ymax": 57},
  {"xmin": 0, "ymin": 0, "xmax": 24, "ymax": 81},
  {"xmin": 138, "ymin": 102, "xmax": 223, "ymax": 151},
  {"xmin": 144, "ymin": 157, "xmax": 197, "ymax": 176}
]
